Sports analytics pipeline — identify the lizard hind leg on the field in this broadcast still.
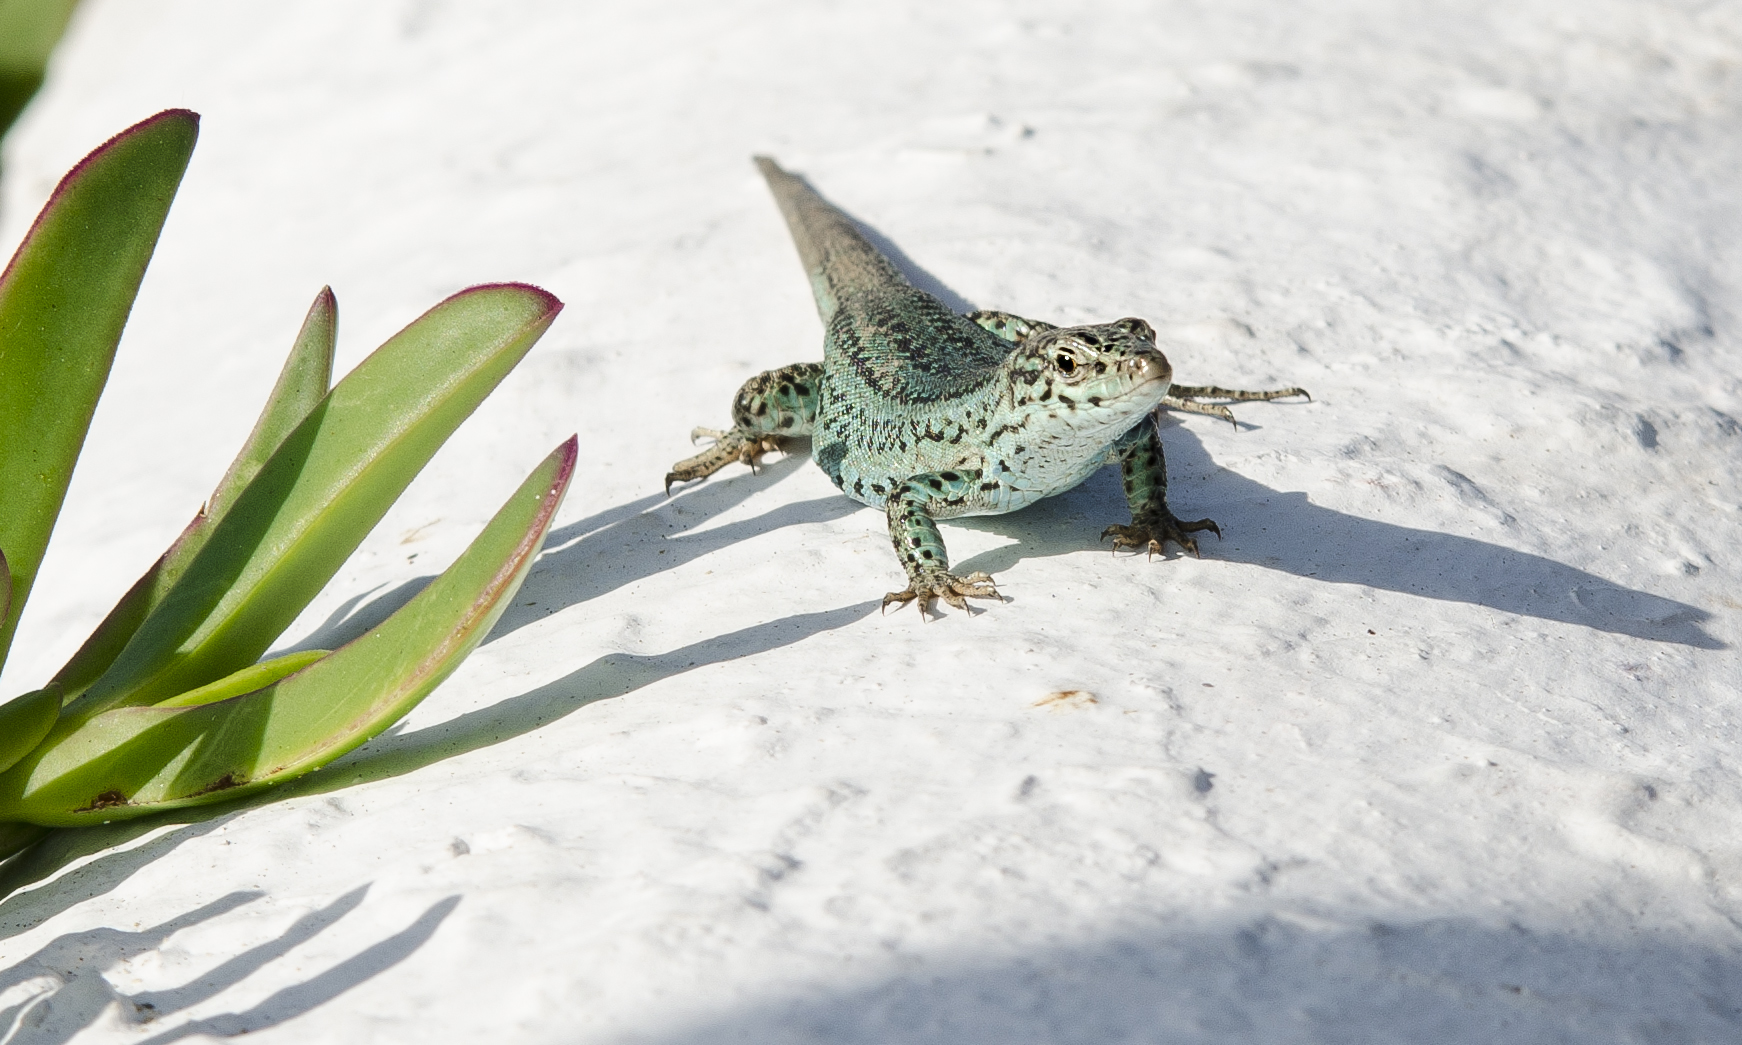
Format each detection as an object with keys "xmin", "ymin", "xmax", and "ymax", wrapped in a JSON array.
[
  {"xmin": 665, "ymin": 430, "xmax": 785, "ymax": 494},
  {"xmin": 882, "ymin": 470, "xmax": 1000, "ymax": 618},
  {"xmin": 664, "ymin": 362, "xmax": 824, "ymax": 493},
  {"xmin": 1162, "ymin": 383, "xmax": 1311, "ymax": 426}
]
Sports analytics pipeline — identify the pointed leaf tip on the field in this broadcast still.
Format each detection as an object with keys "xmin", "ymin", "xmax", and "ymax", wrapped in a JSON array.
[
  {"xmin": 444, "ymin": 282, "xmax": 563, "ymax": 321},
  {"xmin": 0, "ymin": 437, "xmax": 578, "ymax": 823},
  {"xmin": 30, "ymin": 110, "xmax": 199, "ymax": 225},
  {"xmin": 0, "ymin": 108, "xmax": 200, "ymax": 671},
  {"xmin": 63, "ymin": 280, "xmax": 563, "ymax": 716},
  {"xmin": 555, "ymin": 433, "xmax": 579, "ymax": 477},
  {"xmin": 1, "ymin": 437, "xmax": 577, "ymax": 821}
]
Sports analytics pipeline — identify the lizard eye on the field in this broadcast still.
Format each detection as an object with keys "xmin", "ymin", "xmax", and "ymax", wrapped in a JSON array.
[{"xmin": 1054, "ymin": 352, "xmax": 1077, "ymax": 374}]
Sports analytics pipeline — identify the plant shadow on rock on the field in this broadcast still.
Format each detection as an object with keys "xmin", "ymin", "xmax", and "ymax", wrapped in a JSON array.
[
  {"xmin": 0, "ymin": 816, "xmax": 244, "ymax": 944},
  {"xmin": 0, "ymin": 883, "xmax": 456, "ymax": 1043},
  {"xmin": 636, "ymin": 914, "xmax": 1742, "ymax": 1044},
  {"xmin": 0, "ymin": 456, "xmax": 871, "ymax": 923},
  {"xmin": 277, "ymin": 445, "xmax": 861, "ymax": 657},
  {"xmin": 490, "ymin": 444, "xmax": 861, "ymax": 638},
  {"xmin": 283, "ymin": 449, "xmax": 881, "ymax": 796},
  {"xmin": 948, "ymin": 423, "xmax": 1721, "ymax": 649},
  {"xmin": 270, "ymin": 577, "xmax": 438, "ymax": 656}
]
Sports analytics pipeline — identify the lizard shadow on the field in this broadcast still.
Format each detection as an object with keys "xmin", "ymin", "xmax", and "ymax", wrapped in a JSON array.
[
  {"xmin": 852, "ymin": 221, "xmax": 978, "ymax": 314},
  {"xmin": 950, "ymin": 424, "xmax": 1722, "ymax": 649},
  {"xmin": 773, "ymin": 167, "xmax": 979, "ymax": 314},
  {"xmin": 482, "ymin": 440, "xmax": 861, "ymax": 641}
]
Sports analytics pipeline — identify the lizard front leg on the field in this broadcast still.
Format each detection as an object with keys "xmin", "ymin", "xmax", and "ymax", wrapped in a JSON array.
[
  {"xmin": 1101, "ymin": 418, "xmax": 1222, "ymax": 557},
  {"xmin": 883, "ymin": 469, "xmax": 1000, "ymax": 616},
  {"xmin": 666, "ymin": 362, "xmax": 824, "ymax": 493}
]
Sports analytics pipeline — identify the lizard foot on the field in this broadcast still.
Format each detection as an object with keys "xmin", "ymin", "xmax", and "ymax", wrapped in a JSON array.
[
  {"xmin": 1101, "ymin": 513, "xmax": 1222, "ymax": 558},
  {"xmin": 882, "ymin": 570, "xmax": 1000, "ymax": 617},
  {"xmin": 664, "ymin": 429, "xmax": 785, "ymax": 494}
]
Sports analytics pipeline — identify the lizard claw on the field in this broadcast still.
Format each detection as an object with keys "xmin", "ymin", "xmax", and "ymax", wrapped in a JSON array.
[
  {"xmin": 1101, "ymin": 515, "xmax": 1221, "ymax": 559},
  {"xmin": 882, "ymin": 570, "xmax": 1000, "ymax": 619}
]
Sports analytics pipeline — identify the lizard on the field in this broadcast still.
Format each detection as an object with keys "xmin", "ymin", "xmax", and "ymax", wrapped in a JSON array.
[{"xmin": 666, "ymin": 157, "xmax": 1307, "ymax": 616}]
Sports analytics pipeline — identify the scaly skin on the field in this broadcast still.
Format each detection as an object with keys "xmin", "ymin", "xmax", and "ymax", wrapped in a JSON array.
[{"xmin": 668, "ymin": 158, "xmax": 1308, "ymax": 616}]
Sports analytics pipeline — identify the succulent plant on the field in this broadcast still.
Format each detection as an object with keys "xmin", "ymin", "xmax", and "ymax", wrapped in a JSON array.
[
  {"xmin": 0, "ymin": 0, "xmax": 81, "ymax": 147},
  {"xmin": 0, "ymin": 109, "xmax": 574, "ymax": 859}
]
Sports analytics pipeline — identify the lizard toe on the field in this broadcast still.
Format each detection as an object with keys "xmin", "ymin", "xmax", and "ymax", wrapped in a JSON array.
[
  {"xmin": 881, "ymin": 588, "xmax": 919, "ymax": 613},
  {"xmin": 883, "ymin": 570, "xmax": 1001, "ymax": 617},
  {"xmin": 1102, "ymin": 516, "xmax": 1221, "ymax": 558}
]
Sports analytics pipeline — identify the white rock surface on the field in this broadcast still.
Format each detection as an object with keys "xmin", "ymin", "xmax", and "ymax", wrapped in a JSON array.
[{"xmin": 1, "ymin": 1, "xmax": 1739, "ymax": 1041}]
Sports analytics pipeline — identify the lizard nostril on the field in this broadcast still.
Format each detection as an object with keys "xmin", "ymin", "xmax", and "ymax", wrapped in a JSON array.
[{"xmin": 1136, "ymin": 353, "xmax": 1172, "ymax": 385}]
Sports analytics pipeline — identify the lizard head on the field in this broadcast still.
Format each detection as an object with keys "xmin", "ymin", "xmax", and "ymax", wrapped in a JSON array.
[{"xmin": 1003, "ymin": 317, "xmax": 1173, "ymax": 440}]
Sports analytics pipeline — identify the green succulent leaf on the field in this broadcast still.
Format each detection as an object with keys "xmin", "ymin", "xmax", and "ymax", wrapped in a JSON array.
[
  {"xmin": 208, "ymin": 286, "xmax": 340, "ymax": 519},
  {"xmin": 0, "ymin": 555, "xmax": 58, "ymax": 775},
  {"xmin": 152, "ymin": 649, "xmax": 329, "ymax": 710},
  {"xmin": 0, "ymin": 109, "xmax": 199, "ymax": 673},
  {"xmin": 0, "ymin": 0, "xmax": 80, "ymax": 143},
  {"xmin": 48, "ymin": 287, "xmax": 338, "ymax": 701},
  {"xmin": 0, "ymin": 686, "xmax": 58, "ymax": 776},
  {"xmin": 66, "ymin": 282, "xmax": 562, "ymax": 719},
  {"xmin": 0, "ymin": 436, "xmax": 577, "ymax": 825}
]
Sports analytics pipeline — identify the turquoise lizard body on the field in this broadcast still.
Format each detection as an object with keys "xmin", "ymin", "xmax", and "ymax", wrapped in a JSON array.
[{"xmin": 668, "ymin": 158, "xmax": 1306, "ymax": 614}]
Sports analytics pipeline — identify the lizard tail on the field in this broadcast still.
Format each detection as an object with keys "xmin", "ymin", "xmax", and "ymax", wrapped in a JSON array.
[{"xmin": 753, "ymin": 156, "xmax": 911, "ymax": 323}]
